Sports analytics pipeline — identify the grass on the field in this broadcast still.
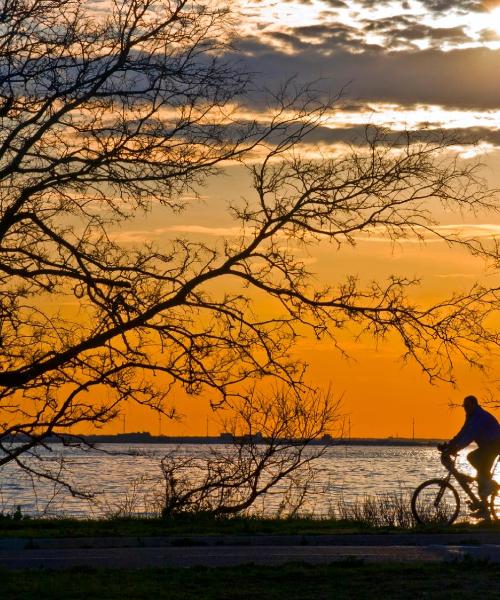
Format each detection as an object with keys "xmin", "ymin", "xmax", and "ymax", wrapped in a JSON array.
[
  {"xmin": 0, "ymin": 513, "xmax": 498, "ymax": 538},
  {"xmin": 0, "ymin": 514, "xmax": 388, "ymax": 538},
  {"xmin": 1, "ymin": 560, "xmax": 499, "ymax": 599},
  {"xmin": 1, "ymin": 489, "xmax": 497, "ymax": 537}
]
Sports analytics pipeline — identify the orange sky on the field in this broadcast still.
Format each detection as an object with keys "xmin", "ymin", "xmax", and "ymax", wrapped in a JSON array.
[
  {"xmin": 90, "ymin": 159, "xmax": 500, "ymax": 441},
  {"xmin": 108, "ymin": 344, "xmax": 497, "ymax": 440},
  {"xmin": 98, "ymin": 333, "xmax": 497, "ymax": 440}
]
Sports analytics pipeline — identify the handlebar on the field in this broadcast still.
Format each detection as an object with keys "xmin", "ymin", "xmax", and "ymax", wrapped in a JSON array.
[
  {"xmin": 437, "ymin": 445, "xmax": 479, "ymax": 485},
  {"xmin": 437, "ymin": 444, "xmax": 456, "ymax": 470},
  {"xmin": 437, "ymin": 443, "xmax": 457, "ymax": 455}
]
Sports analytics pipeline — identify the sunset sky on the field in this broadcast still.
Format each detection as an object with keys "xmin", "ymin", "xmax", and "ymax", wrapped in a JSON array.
[{"xmin": 102, "ymin": 0, "xmax": 500, "ymax": 440}]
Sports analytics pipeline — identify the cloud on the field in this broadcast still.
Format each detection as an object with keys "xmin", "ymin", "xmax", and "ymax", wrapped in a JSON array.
[
  {"xmin": 479, "ymin": 28, "xmax": 500, "ymax": 41},
  {"xmin": 431, "ymin": 223, "xmax": 500, "ymax": 237},
  {"xmin": 109, "ymin": 225, "xmax": 244, "ymax": 243},
  {"xmin": 300, "ymin": 125, "xmax": 500, "ymax": 148},
  {"xmin": 230, "ymin": 0, "xmax": 500, "ymax": 112},
  {"xmin": 353, "ymin": 223, "xmax": 500, "ymax": 244},
  {"xmin": 108, "ymin": 216, "xmax": 500, "ymax": 249},
  {"xmin": 286, "ymin": 22, "xmax": 365, "ymax": 47},
  {"xmin": 165, "ymin": 225, "xmax": 244, "ymax": 236},
  {"xmin": 434, "ymin": 272, "xmax": 480, "ymax": 278},
  {"xmin": 230, "ymin": 39, "xmax": 500, "ymax": 111},
  {"xmin": 361, "ymin": 16, "xmax": 471, "ymax": 48},
  {"xmin": 351, "ymin": 0, "xmax": 483, "ymax": 13}
]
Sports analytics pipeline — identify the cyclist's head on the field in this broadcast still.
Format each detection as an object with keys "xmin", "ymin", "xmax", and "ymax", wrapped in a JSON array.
[{"xmin": 462, "ymin": 395, "xmax": 479, "ymax": 415}]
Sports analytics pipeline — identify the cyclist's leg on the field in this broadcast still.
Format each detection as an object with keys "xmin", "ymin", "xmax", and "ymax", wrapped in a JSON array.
[
  {"xmin": 466, "ymin": 448, "xmax": 487, "ymax": 512},
  {"xmin": 467, "ymin": 448, "xmax": 480, "ymax": 471},
  {"xmin": 471, "ymin": 446, "xmax": 498, "ymax": 501},
  {"xmin": 467, "ymin": 448, "xmax": 485, "ymax": 490}
]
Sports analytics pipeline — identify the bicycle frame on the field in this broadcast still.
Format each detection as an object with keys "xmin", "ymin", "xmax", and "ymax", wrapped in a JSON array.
[{"xmin": 440, "ymin": 452, "xmax": 499, "ymax": 506}]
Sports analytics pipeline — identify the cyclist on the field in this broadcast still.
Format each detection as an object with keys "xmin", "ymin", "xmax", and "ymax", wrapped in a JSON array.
[{"xmin": 440, "ymin": 395, "xmax": 500, "ymax": 519}]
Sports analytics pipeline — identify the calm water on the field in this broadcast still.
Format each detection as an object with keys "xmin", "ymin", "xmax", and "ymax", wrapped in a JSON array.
[{"xmin": 0, "ymin": 444, "xmax": 497, "ymax": 518}]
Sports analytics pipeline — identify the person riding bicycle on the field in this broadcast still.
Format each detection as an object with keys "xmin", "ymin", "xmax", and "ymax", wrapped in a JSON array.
[{"xmin": 439, "ymin": 395, "xmax": 500, "ymax": 519}]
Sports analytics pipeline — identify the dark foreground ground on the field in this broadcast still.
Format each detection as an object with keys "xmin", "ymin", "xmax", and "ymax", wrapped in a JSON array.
[
  {"xmin": 2, "ymin": 561, "xmax": 499, "ymax": 600},
  {"xmin": 1, "ymin": 518, "xmax": 498, "ymax": 598}
]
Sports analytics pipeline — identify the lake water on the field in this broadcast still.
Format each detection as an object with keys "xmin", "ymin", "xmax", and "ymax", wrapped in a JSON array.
[{"xmin": 0, "ymin": 444, "xmax": 498, "ymax": 519}]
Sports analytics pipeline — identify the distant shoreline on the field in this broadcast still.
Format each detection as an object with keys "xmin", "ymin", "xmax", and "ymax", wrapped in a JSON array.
[{"xmin": 4, "ymin": 432, "xmax": 444, "ymax": 447}]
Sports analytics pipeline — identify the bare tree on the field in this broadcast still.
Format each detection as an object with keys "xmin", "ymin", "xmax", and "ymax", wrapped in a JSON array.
[
  {"xmin": 160, "ymin": 387, "xmax": 337, "ymax": 518},
  {"xmin": 0, "ymin": 0, "xmax": 498, "ymax": 490}
]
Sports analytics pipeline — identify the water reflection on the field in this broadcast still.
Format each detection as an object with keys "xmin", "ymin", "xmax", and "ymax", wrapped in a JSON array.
[{"xmin": 0, "ymin": 444, "xmax": 497, "ymax": 519}]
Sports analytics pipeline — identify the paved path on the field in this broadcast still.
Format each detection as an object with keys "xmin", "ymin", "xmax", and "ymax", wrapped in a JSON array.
[
  {"xmin": 0, "ymin": 534, "xmax": 499, "ymax": 569},
  {"xmin": 1, "ymin": 544, "xmax": 500, "ymax": 569},
  {"xmin": 2, "ymin": 532, "xmax": 497, "ymax": 549}
]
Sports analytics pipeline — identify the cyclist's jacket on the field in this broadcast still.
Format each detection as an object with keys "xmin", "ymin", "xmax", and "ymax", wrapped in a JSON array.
[{"xmin": 450, "ymin": 406, "xmax": 500, "ymax": 450}]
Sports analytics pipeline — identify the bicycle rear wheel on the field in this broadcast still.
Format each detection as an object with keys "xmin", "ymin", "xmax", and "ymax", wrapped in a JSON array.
[
  {"xmin": 489, "ymin": 484, "xmax": 499, "ymax": 521},
  {"xmin": 411, "ymin": 478, "xmax": 460, "ymax": 525}
]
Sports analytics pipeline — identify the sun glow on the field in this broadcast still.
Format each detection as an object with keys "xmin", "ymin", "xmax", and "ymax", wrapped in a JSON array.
[
  {"xmin": 323, "ymin": 104, "xmax": 500, "ymax": 131},
  {"xmin": 487, "ymin": 7, "xmax": 500, "ymax": 35}
]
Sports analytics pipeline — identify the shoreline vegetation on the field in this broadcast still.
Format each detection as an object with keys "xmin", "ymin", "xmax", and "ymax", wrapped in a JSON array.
[
  {"xmin": 1, "ymin": 483, "xmax": 498, "ymax": 534},
  {"xmin": 0, "ymin": 514, "xmax": 498, "ymax": 539}
]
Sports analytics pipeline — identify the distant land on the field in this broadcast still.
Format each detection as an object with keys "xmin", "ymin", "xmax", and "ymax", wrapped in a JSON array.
[{"xmin": 5, "ymin": 431, "xmax": 443, "ymax": 447}]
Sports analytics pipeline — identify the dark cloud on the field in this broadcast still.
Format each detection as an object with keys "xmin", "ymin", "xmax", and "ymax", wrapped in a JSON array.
[
  {"xmin": 285, "ymin": 11, "xmax": 475, "ymax": 50},
  {"xmin": 257, "ymin": 0, "xmax": 347, "ymax": 5},
  {"xmin": 278, "ymin": 23, "xmax": 366, "ymax": 50},
  {"xmin": 479, "ymin": 28, "xmax": 500, "ymax": 41},
  {"xmin": 362, "ymin": 15, "xmax": 471, "ymax": 48},
  {"xmin": 456, "ymin": 126, "xmax": 500, "ymax": 145},
  {"xmin": 251, "ymin": 7, "xmax": 479, "ymax": 58},
  {"xmin": 300, "ymin": 125, "xmax": 500, "ymax": 147},
  {"xmin": 250, "ymin": 0, "xmax": 484, "ymax": 13},
  {"xmin": 293, "ymin": 24, "xmax": 355, "ymax": 39},
  {"xmin": 321, "ymin": 0, "xmax": 349, "ymax": 7},
  {"xmin": 417, "ymin": 0, "xmax": 482, "ymax": 12},
  {"xmin": 354, "ymin": 0, "xmax": 483, "ymax": 13},
  {"xmin": 231, "ymin": 37, "xmax": 500, "ymax": 110},
  {"xmin": 262, "ymin": 31, "xmax": 310, "ymax": 51}
]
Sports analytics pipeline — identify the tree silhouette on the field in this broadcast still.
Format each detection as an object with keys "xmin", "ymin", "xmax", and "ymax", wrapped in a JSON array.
[
  {"xmin": 0, "ymin": 1, "xmax": 498, "ymax": 490},
  {"xmin": 160, "ymin": 387, "xmax": 337, "ymax": 518}
]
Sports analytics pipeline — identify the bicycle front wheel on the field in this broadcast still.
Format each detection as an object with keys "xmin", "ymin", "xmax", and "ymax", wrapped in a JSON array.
[{"xmin": 411, "ymin": 479, "xmax": 460, "ymax": 525}]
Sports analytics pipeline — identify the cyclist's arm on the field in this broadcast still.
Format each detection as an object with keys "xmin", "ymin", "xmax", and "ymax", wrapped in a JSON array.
[{"xmin": 447, "ymin": 418, "xmax": 475, "ymax": 453}]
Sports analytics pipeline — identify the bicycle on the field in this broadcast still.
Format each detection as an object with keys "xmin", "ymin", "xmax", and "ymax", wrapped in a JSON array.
[{"xmin": 411, "ymin": 447, "xmax": 499, "ymax": 525}]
